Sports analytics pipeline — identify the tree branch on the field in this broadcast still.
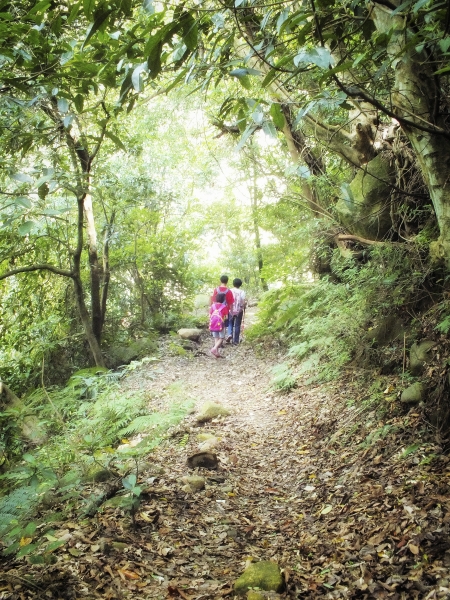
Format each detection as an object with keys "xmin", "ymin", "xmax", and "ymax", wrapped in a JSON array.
[
  {"xmin": 0, "ymin": 264, "xmax": 73, "ymax": 280},
  {"xmin": 335, "ymin": 233, "xmax": 384, "ymax": 245}
]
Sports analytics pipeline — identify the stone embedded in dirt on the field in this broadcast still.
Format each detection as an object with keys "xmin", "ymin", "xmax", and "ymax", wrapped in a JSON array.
[
  {"xmin": 246, "ymin": 593, "xmax": 281, "ymax": 600},
  {"xmin": 401, "ymin": 382, "xmax": 424, "ymax": 404},
  {"xmin": 187, "ymin": 451, "xmax": 219, "ymax": 469},
  {"xmin": 196, "ymin": 432, "xmax": 217, "ymax": 441},
  {"xmin": 82, "ymin": 468, "xmax": 114, "ymax": 483},
  {"xmin": 410, "ymin": 340, "xmax": 435, "ymax": 375},
  {"xmin": 199, "ymin": 436, "xmax": 220, "ymax": 451},
  {"xmin": 246, "ymin": 592, "xmax": 264, "ymax": 600},
  {"xmin": 181, "ymin": 475, "xmax": 206, "ymax": 491},
  {"xmin": 234, "ymin": 561, "xmax": 284, "ymax": 596},
  {"xmin": 196, "ymin": 401, "xmax": 230, "ymax": 422},
  {"xmin": 177, "ymin": 328, "xmax": 202, "ymax": 341}
]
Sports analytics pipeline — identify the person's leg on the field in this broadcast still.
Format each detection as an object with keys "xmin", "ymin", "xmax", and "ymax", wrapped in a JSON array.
[
  {"xmin": 211, "ymin": 332, "xmax": 220, "ymax": 357},
  {"xmin": 233, "ymin": 311, "xmax": 243, "ymax": 344},
  {"xmin": 227, "ymin": 315, "xmax": 234, "ymax": 342},
  {"xmin": 217, "ymin": 330, "xmax": 226, "ymax": 353}
]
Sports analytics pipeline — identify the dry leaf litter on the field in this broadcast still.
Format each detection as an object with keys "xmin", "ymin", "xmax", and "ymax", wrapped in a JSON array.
[{"xmin": 1, "ymin": 331, "xmax": 450, "ymax": 600}]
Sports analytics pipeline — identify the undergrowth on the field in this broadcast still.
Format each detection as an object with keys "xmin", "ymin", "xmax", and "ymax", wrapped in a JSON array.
[
  {"xmin": 0, "ymin": 358, "xmax": 194, "ymax": 557},
  {"xmin": 250, "ymin": 243, "xmax": 439, "ymax": 387}
]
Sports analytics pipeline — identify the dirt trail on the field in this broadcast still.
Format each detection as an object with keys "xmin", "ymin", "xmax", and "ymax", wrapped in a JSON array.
[
  {"xmin": 4, "ymin": 329, "xmax": 449, "ymax": 599},
  {"xmin": 117, "ymin": 331, "xmax": 450, "ymax": 599}
]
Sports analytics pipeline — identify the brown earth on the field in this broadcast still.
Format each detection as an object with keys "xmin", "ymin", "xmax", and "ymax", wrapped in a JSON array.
[{"xmin": 1, "ymin": 330, "xmax": 450, "ymax": 599}]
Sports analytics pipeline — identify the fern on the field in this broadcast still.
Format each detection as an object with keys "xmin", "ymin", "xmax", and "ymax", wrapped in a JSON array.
[
  {"xmin": 120, "ymin": 401, "xmax": 194, "ymax": 438},
  {"xmin": 0, "ymin": 485, "xmax": 43, "ymax": 537},
  {"xmin": 271, "ymin": 363, "xmax": 296, "ymax": 391}
]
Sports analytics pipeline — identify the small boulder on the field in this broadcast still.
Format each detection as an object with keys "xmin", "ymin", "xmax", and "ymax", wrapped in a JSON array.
[
  {"xmin": 401, "ymin": 382, "xmax": 424, "ymax": 404},
  {"xmin": 178, "ymin": 328, "xmax": 202, "ymax": 341},
  {"xmin": 234, "ymin": 561, "xmax": 284, "ymax": 596},
  {"xmin": 196, "ymin": 432, "xmax": 217, "ymax": 442},
  {"xmin": 199, "ymin": 436, "xmax": 220, "ymax": 451},
  {"xmin": 410, "ymin": 340, "xmax": 435, "ymax": 375},
  {"xmin": 196, "ymin": 402, "xmax": 230, "ymax": 423},
  {"xmin": 181, "ymin": 475, "xmax": 206, "ymax": 492},
  {"xmin": 187, "ymin": 451, "xmax": 219, "ymax": 469},
  {"xmin": 247, "ymin": 593, "xmax": 265, "ymax": 600}
]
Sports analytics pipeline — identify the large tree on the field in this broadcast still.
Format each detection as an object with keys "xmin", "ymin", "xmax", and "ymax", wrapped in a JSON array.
[
  {"xmin": 187, "ymin": 0, "xmax": 450, "ymax": 263},
  {"xmin": 0, "ymin": 0, "xmax": 198, "ymax": 364}
]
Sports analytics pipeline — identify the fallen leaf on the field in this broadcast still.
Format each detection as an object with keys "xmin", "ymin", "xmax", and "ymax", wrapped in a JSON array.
[
  {"xmin": 118, "ymin": 568, "xmax": 140, "ymax": 580},
  {"xmin": 19, "ymin": 537, "xmax": 32, "ymax": 547},
  {"xmin": 320, "ymin": 505, "xmax": 333, "ymax": 515},
  {"xmin": 409, "ymin": 543, "xmax": 419, "ymax": 555}
]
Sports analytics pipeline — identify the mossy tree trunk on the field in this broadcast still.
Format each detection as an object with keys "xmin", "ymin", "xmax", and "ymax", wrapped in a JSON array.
[{"xmin": 371, "ymin": 2, "xmax": 450, "ymax": 265}]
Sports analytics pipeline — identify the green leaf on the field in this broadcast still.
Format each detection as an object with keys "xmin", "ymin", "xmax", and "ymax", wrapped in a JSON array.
[
  {"xmin": 35, "ymin": 171, "xmax": 55, "ymax": 187},
  {"xmin": 3, "ymin": 541, "xmax": 20, "ymax": 556},
  {"xmin": 67, "ymin": 2, "xmax": 81, "ymax": 24},
  {"xmin": 262, "ymin": 120, "xmax": 277, "ymax": 138},
  {"xmin": 401, "ymin": 443, "xmax": 421, "ymax": 458},
  {"xmin": 270, "ymin": 103, "xmax": 285, "ymax": 129},
  {"xmin": 294, "ymin": 47, "xmax": 334, "ymax": 69},
  {"xmin": 118, "ymin": 71, "xmax": 132, "ymax": 103},
  {"xmin": 27, "ymin": 0, "xmax": 51, "ymax": 17},
  {"xmin": 434, "ymin": 65, "xmax": 450, "ymax": 75},
  {"xmin": 81, "ymin": 9, "xmax": 112, "ymax": 50},
  {"xmin": 439, "ymin": 37, "xmax": 450, "ymax": 53},
  {"xmin": 105, "ymin": 131, "xmax": 127, "ymax": 151},
  {"xmin": 13, "ymin": 196, "xmax": 32, "ymax": 209},
  {"xmin": 83, "ymin": 0, "xmax": 95, "ymax": 18},
  {"xmin": 74, "ymin": 94, "xmax": 84, "ymax": 112},
  {"xmin": 122, "ymin": 473, "xmax": 137, "ymax": 489},
  {"xmin": 142, "ymin": 0, "xmax": 155, "ymax": 14},
  {"xmin": 23, "ymin": 522, "xmax": 37, "ymax": 536},
  {"xmin": 16, "ymin": 543, "xmax": 38, "ymax": 558},
  {"xmin": 237, "ymin": 75, "xmax": 251, "ymax": 90},
  {"xmin": 276, "ymin": 8, "xmax": 290, "ymax": 35},
  {"xmin": 236, "ymin": 123, "xmax": 257, "ymax": 150},
  {"xmin": 23, "ymin": 453, "xmax": 36, "ymax": 464},
  {"xmin": 413, "ymin": 0, "xmax": 430, "ymax": 11},
  {"xmin": 18, "ymin": 221, "xmax": 36, "ymax": 235},
  {"xmin": 131, "ymin": 62, "xmax": 148, "ymax": 92},
  {"xmin": 57, "ymin": 98, "xmax": 69, "ymax": 113},
  {"xmin": 43, "ymin": 540, "xmax": 66, "ymax": 553},
  {"xmin": 12, "ymin": 173, "xmax": 33, "ymax": 183},
  {"xmin": 147, "ymin": 41, "xmax": 163, "ymax": 77},
  {"xmin": 181, "ymin": 12, "xmax": 197, "ymax": 51},
  {"xmin": 391, "ymin": 0, "xmax": 413, "ymax": 15},
  {"xmin": 261, "ymin": 68, "xmax": 278, "ymax": 88}
]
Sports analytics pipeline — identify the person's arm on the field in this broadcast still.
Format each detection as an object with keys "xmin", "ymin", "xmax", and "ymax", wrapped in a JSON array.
[
  {"xmin": 242, "ymin": 291, "xmax": 248, "ymax": 310},
  {"xmin": 227, "ymin": 290, "xmax": 234, "ymax": 311}
]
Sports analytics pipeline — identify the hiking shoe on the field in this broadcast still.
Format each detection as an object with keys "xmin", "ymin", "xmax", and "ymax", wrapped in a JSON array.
[{"xmin": 225, "ymin": 335, "xmax": 232, "ymax": 343}]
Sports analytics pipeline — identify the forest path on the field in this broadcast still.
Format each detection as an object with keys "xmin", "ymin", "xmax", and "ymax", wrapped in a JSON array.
[
  {"xmin": 117, "ymin": 329, "xmax": 322, "ymax": 598},
  {"xmin": 8, "ymin": 325, "xmax": 445, "ymax": 600},
  {"xmin": 109, "ymin": 330, "xmax": 449, "ymax": 600}
]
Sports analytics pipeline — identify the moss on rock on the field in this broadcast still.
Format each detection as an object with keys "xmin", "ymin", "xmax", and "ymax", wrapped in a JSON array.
[
  {"xmin": 196, "ymin": 402, "xmax": 230, "ymax": 423},
  {"xmin": 234, "ymin": 561, "xmax": 284, "ymax": 596}
]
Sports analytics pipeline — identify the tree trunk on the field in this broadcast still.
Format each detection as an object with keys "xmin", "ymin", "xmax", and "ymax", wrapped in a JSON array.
[
  {"xmin": 371, "ymin": 2, "xmax": 450, "ymax": 264},
  {"xmin": 72, "ymin": 274, "xmax": 106, "ymax": 367},
  {"xmin": 83, "ymin": 188, "xmax": 103, "ymax": 343},
  {"xmin": 100, "ymin": 211, "xmax": 115, "ymax": 331},
  {"xmin": 250, "ymin": 164, "xmax": 269, "ymax": 291}
]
